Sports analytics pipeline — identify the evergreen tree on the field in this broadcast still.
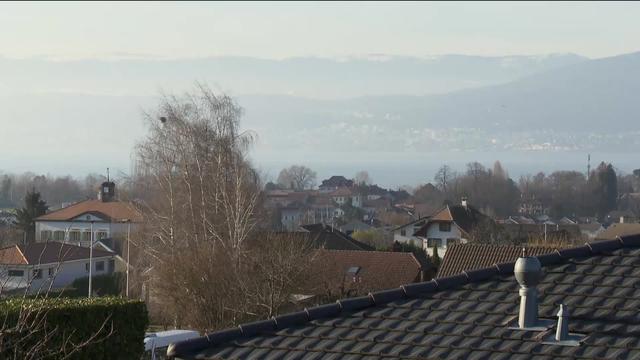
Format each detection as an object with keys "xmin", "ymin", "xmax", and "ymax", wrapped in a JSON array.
[
  {"xmin": 431, "ymin": 246, "xmax": 441, "ymax": 269},
  {"xmin": 589, "ymin": 162, "xmax": 617, "ymax": 220},
  {"xmin": 14, "ymin": 189, "xmax": 48, "ymax": 244}
]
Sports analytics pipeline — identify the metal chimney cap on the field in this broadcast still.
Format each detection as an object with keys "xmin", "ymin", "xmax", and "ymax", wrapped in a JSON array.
[{"xmin": 514, "ymin": 250, "xmax": 542, "ymax": 287}]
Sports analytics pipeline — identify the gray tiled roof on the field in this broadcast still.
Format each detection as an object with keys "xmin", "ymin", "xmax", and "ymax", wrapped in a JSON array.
[{"xmin": 169, "ymin": 235, "xmax": 640, "ymax": 359}]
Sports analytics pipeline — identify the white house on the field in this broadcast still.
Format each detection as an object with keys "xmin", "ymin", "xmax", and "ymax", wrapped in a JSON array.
[
  {"xmin": 34, "ymin": 181, "xmax": 142, "ymax": 255},
  {"xmin": 413, "ymin": 201, "xmax": 490, "ymax": 258},
  {"xmin": 330, "ymin": 187, "xmax": 362, "ymax": 208},
  {"xmin": 392, "ymin": 217, "xmax": 429, "ymax": 247},
  {"xmin": 0, "ymin": 242, "xmax": 116, "ymax": 294}
]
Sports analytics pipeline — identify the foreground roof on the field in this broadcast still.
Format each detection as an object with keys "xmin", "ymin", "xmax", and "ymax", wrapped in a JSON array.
[
  {"xmin": 0, "ymin": 242, "xmax": 114, "ymax": 265},
  {"xmin": 169, "ymin": 235, "xmax": 640, "ymax": 359},
  {"xmin": 437, "ymin": 244, "xmax": 559, "ymax": 278},
  {"xmin": 35, "ymin": 199, "xmax": 143, "ymax": 222}
]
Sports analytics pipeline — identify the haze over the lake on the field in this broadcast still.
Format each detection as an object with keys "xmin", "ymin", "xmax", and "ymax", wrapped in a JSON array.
[{"xmin": 2, "ymin": 2, "xmax": 640, "ymax": 187}]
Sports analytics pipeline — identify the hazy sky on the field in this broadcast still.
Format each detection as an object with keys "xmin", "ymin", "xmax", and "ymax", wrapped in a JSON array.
[{"xmin": 1, "ymin": 2, "xmax": 639, "ymax": 60}]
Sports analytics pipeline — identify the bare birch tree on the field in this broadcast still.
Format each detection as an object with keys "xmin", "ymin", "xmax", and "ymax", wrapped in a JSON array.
[{"xmin": 135, "ymin": 85, "xmax": 313, "ymax": 331}]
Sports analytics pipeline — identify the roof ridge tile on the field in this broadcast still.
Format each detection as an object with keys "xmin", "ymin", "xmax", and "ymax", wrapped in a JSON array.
[
  {"xmin": 305, "ymin": 303, "xmax": 341, "ymax": 321},
  {"xmin": 238, "ymin": 319, "xmax": 277, "ymax": 337},
  {"xmin": 401, "ymin": 280, "xmax": 438, "ymax": 297},
  {"xmin": 434, "ymin": 274, "xmax": 469, "ymax": 290},
  {"xmin": 369, "ymin": 288, "xmax": 406, "ymax": 305},
  {"xmin": 587, "ymin": 238, "xmax": 623, "ymax": 254},
  {"xmin": 558, "ymin": 245, "xmax": 592, "ymax": 259},
  {"xmin": 337, "ymin": 296, "xmax": 375, "ymax": 312},
  {"xmin": 273, "ymin": 311, "xmax": 309, "ymax": 329},
  {"xmin": 463, "ymin": 267, "xmax": 499, "ymax": 282}
]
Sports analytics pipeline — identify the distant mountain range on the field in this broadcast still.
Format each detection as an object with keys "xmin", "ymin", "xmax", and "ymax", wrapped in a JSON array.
[
  {"xmin": 0, "ymin": 53, "xmax": 585, "ymax": 98},
  {"xmin": 238, "ymin": 51, "xmax": 640, "ymax": 153},
  {"xmin": 1, "ymin": 51, "xmax": 639, "ymax": 182}
]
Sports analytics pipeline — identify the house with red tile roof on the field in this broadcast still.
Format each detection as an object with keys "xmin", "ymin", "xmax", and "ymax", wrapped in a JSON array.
[
  {"xmin": 413, "ymin": 199, "xmax": 491, "ymax": 257},
  {"xmin": 34, "ymin": 182, "xmax": 142, "ymax": 255}
]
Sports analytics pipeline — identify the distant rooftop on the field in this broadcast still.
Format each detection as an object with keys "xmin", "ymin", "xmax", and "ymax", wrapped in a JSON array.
[
  {"xmin": 436, "ymin": 243, "xmax": 559, "ymax": 278},
  {"xmin": 35, "ymin": 199, "xmax": 142, "ymax": 223},
  {"xmin": 0, "ymin": 242, "xmax": 114, "ymax": 265}
]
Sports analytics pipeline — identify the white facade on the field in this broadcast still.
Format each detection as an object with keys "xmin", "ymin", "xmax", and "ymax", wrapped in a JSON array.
[
  {"xmin": 418, "ymin": 222, "xmax": 467, "ymax": 258},
  {"xmin": 36, "ymin": 219, "xmax": 136, "ymax": 242},
  {"xmin": 0, "ymin": 255, "xmax": 115, "ymax": 294},
  {"xmin": 393, "ymin": 219, "xmax": 428, "ymax": 247}
]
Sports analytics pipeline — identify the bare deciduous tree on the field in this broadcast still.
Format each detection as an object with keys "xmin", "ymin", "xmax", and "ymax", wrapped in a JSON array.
[
  {"xmin": 135, "ymin": 85, "xmax": 315, "ymax": 331},
  {"xmin": 434, "ymin": 165, "xmax": 453, "ymax": 193},
  {"xmin": 354, "ymin": 171, "xmax": 371, "ymax": 186},
  {"xmin": 277, "ymin": 165, "xmax": 317, "ymax": 191}
]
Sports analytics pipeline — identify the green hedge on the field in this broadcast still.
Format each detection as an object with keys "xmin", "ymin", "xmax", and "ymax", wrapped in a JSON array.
[{"xmin": 0, "ymin": 297, "xmax": 148, "ymax": 360}]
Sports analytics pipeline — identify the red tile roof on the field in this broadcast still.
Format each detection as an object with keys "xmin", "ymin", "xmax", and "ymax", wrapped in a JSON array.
[
  {"xmin": 437, "ymin": 243, "xmax": 559, "ymax": 277},
  {"xmin": 311, "ymin": 250, "xmax": 423, "ymax": 296},
  {"xmin": 35, "ymin": 199, "xmax": 142, "ymax": 222},
  {"xmin": 0, "ymin": 242, "xmax": 114, "ymax": 265}
]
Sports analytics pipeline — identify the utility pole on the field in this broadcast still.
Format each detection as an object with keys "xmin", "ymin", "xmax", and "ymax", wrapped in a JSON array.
[
  {"xmin": 126, "ymin": 219, "xmax": 131, "ymax": 298},
  {"xmin": 587, "ymin": 154, "xmax": 591, "ymax": 181},
  {"xmin": 88, "ymin": 221, "xmax": 94, "ymax": 298}
]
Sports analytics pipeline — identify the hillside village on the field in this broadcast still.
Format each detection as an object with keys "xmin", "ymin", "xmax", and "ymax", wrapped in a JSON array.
[{"xmin": 3, "ymin": 3, "xmax": 640, "ymax": 360}]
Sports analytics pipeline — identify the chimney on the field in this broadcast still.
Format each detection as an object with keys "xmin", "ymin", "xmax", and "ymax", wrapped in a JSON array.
[
  {"xmin": 461, "ymin": 197, "xmax": 468, "ymax": 208},
  {"xmin": 514, "ymin": 248, "xmax": 542, "ymax": 328},
  {"xmin": 99, "ymin": 181, "xmax": 116, "ymax": 202},
  {"xmin": 555, "ymin": 304, "xmax": 569, "ymax": 341}
]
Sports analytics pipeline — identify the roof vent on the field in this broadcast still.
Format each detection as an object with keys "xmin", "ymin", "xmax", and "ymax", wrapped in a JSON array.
[
  {"xmin": 514, "ymin": 248, "xmax": 542, "ymax": 329},
  {"xmin": 555, "ymin": 304, "xmax": 569, "ymax": 341},
  {"xmin": 541, "ymin": 303, "xmax": 585, "ymax": 346}
]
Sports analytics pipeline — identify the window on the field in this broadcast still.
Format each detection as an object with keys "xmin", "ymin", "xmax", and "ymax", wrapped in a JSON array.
[
  {"xmin": 8, "ymin": 270, "xmax": 24, "ymax": 277},
  {"xmin": 427, "ymin": 238, "xmax": 442, "ymax": 248},
  {"xmin": 40, "ymin": 230, "xmax": 52, "ymax": 241},
  {"xmin": 400, "ymin": 229, "xmax": 406, "ymax": 236},
  {"xmin": 439, "ymin": 222, "xmax": 452, "ymax": 232},
  {"xmin": 70, "ymin": 231, "xmax": 81, "ymax": 242},
  {"xmin": 108, "ymin": 260, "xmax": 115, "ymax": 273},
  {"xmin": 447, "ymin": 238, "xmax": 461, "ymax": 246},
  {"xmin": 32, "ymin": 269, "xmax": 42, "ymax": 279},
  {"xmin": 96, "ymin": 231, "xmax": 108, "ymax": 240},
  {"xmin": 54, "ymin": 231, "xmax": 65, "ymax": 241},
  {"xmin": 96, "ymin": 261, "xmax": 105, "ymax": 272},
  {"xmin": 85, "ymin": 263, "xmax": 90, "ymax": 272},
  {"xmin": 82, "ymin": 231, "xmax": 92, "ymax": 242},
  {"xmin": 48, "ymin": 268, "xmax": 55, "ymax": 277}
]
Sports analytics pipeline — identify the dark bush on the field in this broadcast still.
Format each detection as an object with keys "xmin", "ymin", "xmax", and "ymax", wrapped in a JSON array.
[
  {"xmin": 0, "ymin": 296, "xmax": 148, "ymax": 360},
  {"xmin": 68, "ymin": 272, "xmax": 125, "ymax": 297}
]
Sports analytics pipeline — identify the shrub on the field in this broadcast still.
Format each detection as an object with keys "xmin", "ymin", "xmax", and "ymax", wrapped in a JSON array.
[
  {"xmin": 0, "ymin": 296, "xmax": 148, "ymax": 360},
  {"xmin": 68, "ymin": 272, "xmax": 125, "ymax": 297}
]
